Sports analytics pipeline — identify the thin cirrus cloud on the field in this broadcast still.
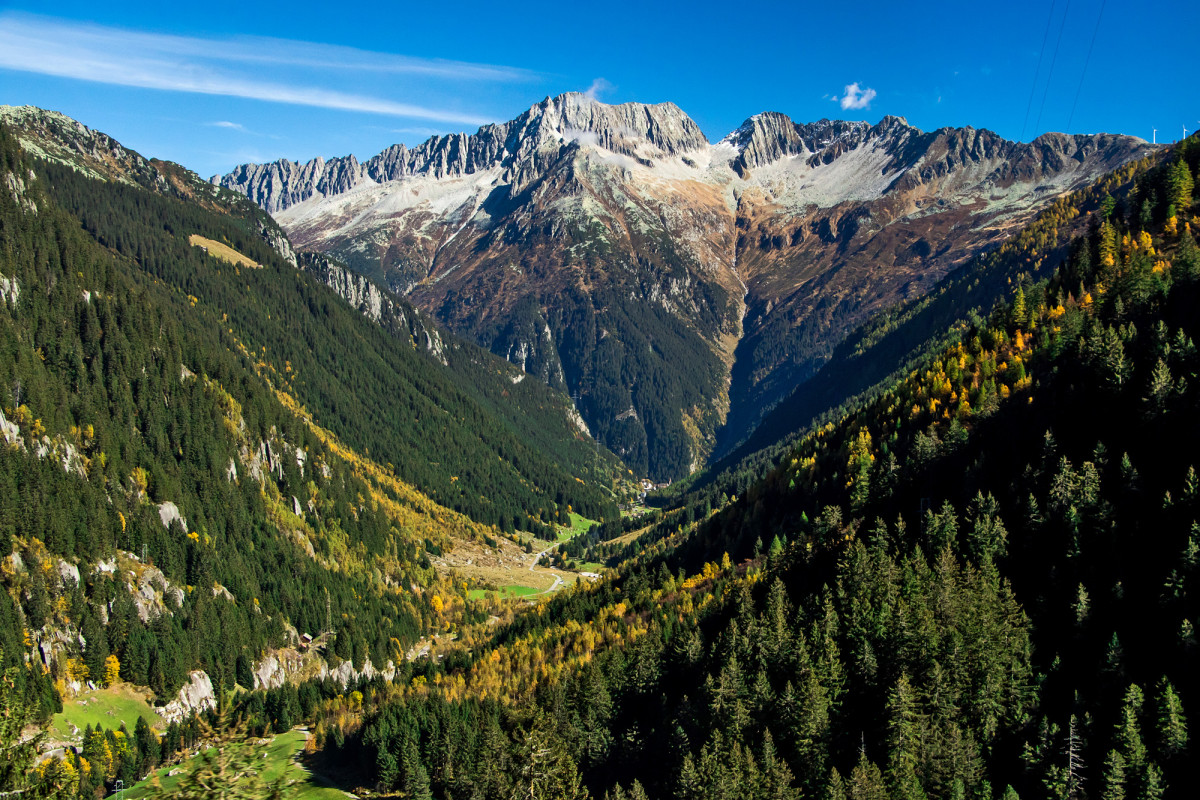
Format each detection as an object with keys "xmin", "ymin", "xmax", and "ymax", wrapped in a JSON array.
[
  {"xmin": 0, "ymin": 12, "xmax": 537, "ymax": 126},
  {"xmin": 837, "ymin": 82, "xmax": 878, "ymax": 111},
  {"xmin": 205, "ymin": 121, "xmax": 282, "ymax": 140}
]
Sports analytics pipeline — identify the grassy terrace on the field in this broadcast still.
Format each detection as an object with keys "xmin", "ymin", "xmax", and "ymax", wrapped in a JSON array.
[
  {"xmin": 126, "ymin": 729, "xmax": 348, "ymax": 799},
  {"xmin": 466, "ymin": 584, "xmax": 543, "ymax": 600},
  {"xmin": 49, "ymin": 685, "xmax": 162, "ymax": 745}
]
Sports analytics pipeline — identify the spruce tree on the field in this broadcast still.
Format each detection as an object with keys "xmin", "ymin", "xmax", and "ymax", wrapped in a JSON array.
[{"xmin": 1154, "ymin": 679, "xmax": 1187, "ymax": 758}]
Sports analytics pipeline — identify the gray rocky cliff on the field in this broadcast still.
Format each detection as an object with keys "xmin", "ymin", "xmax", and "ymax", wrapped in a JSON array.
[{"xmin": 214, "ymin": 92, "xmax": 710, "ymax": 212}]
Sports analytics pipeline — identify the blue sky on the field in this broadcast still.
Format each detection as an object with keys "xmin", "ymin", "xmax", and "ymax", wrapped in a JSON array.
[{"xmin": 1, "ymin": 1, "xmax": 1196, "ymax": 179}]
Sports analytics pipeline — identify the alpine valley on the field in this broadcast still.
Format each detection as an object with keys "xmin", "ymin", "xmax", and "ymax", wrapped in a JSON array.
[
  {"xmin": 1, "ymin": 86, "xmax": 1199, "ymax": 800},
  {"xmin": 216, "ymin": 93, "xmax": 1154, "ymax": 479}
]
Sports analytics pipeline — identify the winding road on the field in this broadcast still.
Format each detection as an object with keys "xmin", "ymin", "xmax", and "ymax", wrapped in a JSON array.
[{"xmin": 529, "ymin": 545, "xmax": 565, "ymax": 593}]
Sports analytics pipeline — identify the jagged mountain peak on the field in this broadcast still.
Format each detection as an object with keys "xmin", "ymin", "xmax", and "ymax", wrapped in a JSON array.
[
  {"xmin": 214, "ymin": 93, "xmax": 711, "ymax": 213},
  {"xmin": 521, "ymin": 92, "xmax": 709, "ymax": 156},
  {"xmin": 723, "ymin": 113, "xmax": 877, "ymax": 171}
]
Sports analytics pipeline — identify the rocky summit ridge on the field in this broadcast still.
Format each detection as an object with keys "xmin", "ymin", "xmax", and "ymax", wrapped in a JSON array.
[
  {"xmin": 216, "ymin": 93, "xmax": 708, "ymax": 214},
  {"xmin": 210, "ymin": 94, "xmax": 1154, "ymax": 480}
]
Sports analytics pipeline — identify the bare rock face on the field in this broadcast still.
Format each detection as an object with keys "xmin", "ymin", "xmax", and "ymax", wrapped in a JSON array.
[
  {"xmin": 124, "ymin": 560, "xmax": 184, "ymax": 622},
  {"xmin": 253, "ymin": 653, "xmax": 288, "ymax": 691},
  {"xmin": 157, "ymin": 501, "xmax": 187, "ymax": 532},
  {"xmin": 251, "ymin": 645, "xmax": 396, "ymax": 691},
  {"xmin": 214, "ymin": 94, "xmax": 1156, "ymax": 477},
  {"xmin": 214, "ymin": 93, "xmax": 708, "ymax": 213},
  {"xmin": 161, "ymin": 671, "xmax": 216, "ymax": 723}
]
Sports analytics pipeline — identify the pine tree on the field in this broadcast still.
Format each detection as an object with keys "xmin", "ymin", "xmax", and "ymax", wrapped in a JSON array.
[
  {"xmin": 1140, "ymin": 762, "xmax": 1165, "ymax": 800},
  {"xmin": 1154, "ymin": 679, "xmax": 1187, "ymax": 758},
  {"xmin": 826, "ymin": 768, "xmax": 847, "ymax": 800},
  {"xmin": 1011, "ymin": 287, "xmax": 1028, "ymax": 330},
  {"xmin": 134, "ymin": 714, "xmax": 160, "ymax": 773},
  {"xmin": 401, "ymin": 737, "xmax": 432, "ymax": 800},
  {"xmin": 768, "ymin": 534, "xmax": 785, "ymax": 562},
  {"xmin": 759, "ymin": 730, "xmax": 800, "ymax": 800},
  {"xmin": 1099, "ymin": 750, "xmax": 1126, "ymax": 800},
  {"xmin": 1073, "ymin": 584, "xmax": 1090, "ymax": 627},
  {"xmin": 1167, "ymin": 159, "xmax": 1194, "ymax": 212},
  {"xmin": 848, "ymin": 429, "xmax": 874, "ymax": 512},
  {"xmin": 677, "ymin": 752, "xmax": 704, "ymax": 800},
  {"xmin": 1114, "ymin": 685, "xmax": 1146, "ymax": 770},
  {"xmin": 885, "ymin": 673, "xmax": 925, "ymax": 800},
  {"xmin": 847, "ymin": 751, "xmax": 888, "ymax": 800},
  {"xmin": 1145, "ymin": 359, "xmax": 1173, "ymax": 412},
  {"xmin": 512, "ymin": 715, "xmax": 588, "ymax": 800}
]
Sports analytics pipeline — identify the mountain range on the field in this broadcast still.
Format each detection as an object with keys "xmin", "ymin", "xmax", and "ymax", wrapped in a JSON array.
[{"xmin": 215, "ymin": 92, "xmax": 1156, "ymax": 479}]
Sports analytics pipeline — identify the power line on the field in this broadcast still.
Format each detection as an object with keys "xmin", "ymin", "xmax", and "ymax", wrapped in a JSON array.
[
  {"xmin": 1020, "ymin": 0, "xmax": 1058, "ymax": 141},
  {"xmin": 1034, "ymin": 0, "xmax": 1072, "ymax": 137},
  {"xmin": 1066, "ymin": 0, "xmax": 1107, "ymax": 132}
]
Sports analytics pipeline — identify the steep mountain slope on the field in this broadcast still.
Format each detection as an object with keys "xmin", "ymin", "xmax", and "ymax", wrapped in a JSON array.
[
  {"xmin": 0, "ymin": 120, "xmax": 476, "ymax": 721},
  {"xmin": 1, "ymin": 105, "xmax": 619, "ymax": 534},
  {"xmin": 321, "ymin": 136, "xmax": 1200, "ymax": 800},
  {"xmin": 707, "ymin": 145, "xmax": 1161, "ymax": 487},
  {"xmin": 217, "ymin": 93, "xmax": 1155, "ymax": 479},
  {"xmin": 0, "ymin": 105, "xmax": 627, "ymax": 760}
]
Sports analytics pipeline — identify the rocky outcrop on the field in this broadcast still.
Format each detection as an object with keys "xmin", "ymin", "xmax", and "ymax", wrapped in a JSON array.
[
  {"xmin": 298, "ymin": 253, "xmax": 448, "ymax": 365},
  {"xmin": 0, "ymin": 409, "xmax": 20, "ymax": 447},
  {"xmin": 157, "ymin": 501, "xmax": 188, "ymax": 532},
  {"xmin": 0, "ymin": 272, "xmax": 18, "ymax": 306},
  {"xmin": 251, "ymin": 645, "xmax": 397, "ymax": 690},
  {"xmin": 726, "ymin": 113, "xmax": 871, "ymax": 171},
  {"xmin": 161, "ymin": 670, "xmax": 216, "ymax": 723}
]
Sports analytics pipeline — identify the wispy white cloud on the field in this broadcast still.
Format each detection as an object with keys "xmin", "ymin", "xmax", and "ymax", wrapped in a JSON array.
[
  {"xmin": 392, "ymin": 126, "xmax": 447, "ymax": 138},
  {"xmin": 564, "ymin": 128, "xmax": 600, "ymax": 147},
  {"xmin": 584, "ymin": 78, "xmax": 614, "ymax": 101},
  {"xmin": 837, "ymin": 82, "xmax": 878, "ymax": 111},
  {"xmin": 205, "ymin": 120, "xmax": 281, "ymax": 140},
  {"xmin": 0, "ymin": 13, "xmax": 531, "ymax": 126}
]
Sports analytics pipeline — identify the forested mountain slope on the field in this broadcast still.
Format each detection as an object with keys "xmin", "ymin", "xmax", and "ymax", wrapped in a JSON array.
[
  {"xmin": 0, "ymin": 104, "xmax": 620, "ymax": 761},
  {"xmin": 294, "ymin": 136, "xmax": 1199, "ymax": 800},
  {"xmin": 0, "ymin": 105, "xmax": 619, "ymax": 533},
  {"xmin": 0, "ymin": 104, "xmax": 1191, "ymax": 800},
  {"xmin": 0, "ymin": 122, "xmax": 472, "ymax": 719}
]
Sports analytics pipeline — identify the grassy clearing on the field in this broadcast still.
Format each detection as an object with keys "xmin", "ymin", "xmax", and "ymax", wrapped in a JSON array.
[
  {"xmin": 125, "ymin": 729, "xmax": 348, "ymax": 799},
  {"xmin": 188, "ymin": 234, "xmax": 262, "ymax": 269},
  {"xmin": 557, "ymin": 512, "xmax": 597, "ymax": 542},
  {"xmin": 50, "ymin": 685, "xmax": 162, "ymax": 743},
  {"xmin": 466, "ymin": 584, "xmax": 542, "ymax": 601}
]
